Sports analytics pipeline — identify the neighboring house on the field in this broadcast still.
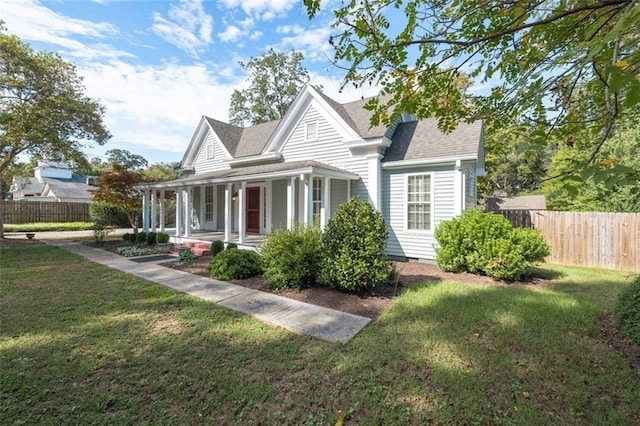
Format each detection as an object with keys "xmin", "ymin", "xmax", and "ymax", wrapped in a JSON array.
[
  {"xmin": 484, "ymin": 195, "xmax": 546, "ymax": 212},
  {"xmin": 10, "ymin": 161, "xmax": 96, "ymax": 203},
  {"xmin": 140, "ymin": 85, "xmax": 484, "ymax": 261}
]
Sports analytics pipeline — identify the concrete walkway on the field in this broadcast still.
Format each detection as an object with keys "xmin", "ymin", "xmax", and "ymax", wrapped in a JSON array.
[{"xmin": 41, "ymin": 239, "xmax": 371, "ymax": 344}]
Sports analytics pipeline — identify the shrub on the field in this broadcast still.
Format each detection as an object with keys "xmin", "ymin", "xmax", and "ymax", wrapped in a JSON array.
[
  {"xmin": 319, "ymin": 197, "xmax": 394, "ymax": 291},
  {"xmin": 136, "ymin": 231, "xmax": 148, "ymax": 244},
  {"xmin": 260, "ymin": 224, "xmax": 322, "ymax": 290},
  {"xmin": 116, "ymin": 246, "xmax": 158, "ymax": 257},
  {"xmin": 612, "ymin": 275, "xmax": 640, "ymax": 346},
  {"xmin": 207, "ymin": 249, "xmax": 262, "ymax": 281},
  {"xmin": 226, "ymin": 243, "xmax": 238, "ymax": 250},
  {"xmin": 157, "ymin": 232, "xmax": 170, "ymax": 244},
  {"xmin": 211, "ymin": 240, "xmax": 225, "ymax": 257},
  {"xmin": 89, "ymin": 202, "xmax": 130, "ymax": 228},
  {"xmin": 434, "ymin": 210, "xmax": 550, "ymax": 281},
  {"xmin": 178, "ymin": 247, "xmax": 196, "ymax": 262},
  {"xmin": 122, "ymin": 233, "xmax": 132, "ymax": 242},
  {"xmin": 146, "ymin": 232, "xmax": 157, "ymax": 245},
  {"xmin": 92, "ymin": 222, "xmax": 114, "ymax": 243}
]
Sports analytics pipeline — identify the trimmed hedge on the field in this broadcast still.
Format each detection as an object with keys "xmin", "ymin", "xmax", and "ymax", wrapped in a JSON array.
[
  {"xmin": 319, "ymin": 197, "xmax": 394, "ymax": 291},
  {"xmin": 260, "ymin": 224, "xmax": 321, "ymax": 290},
  {"xmin": 207, "ymin": 249, "xmax": 262, "ymax": 281},
  {"xmin": 435, "ymin": 210, "xmax": 550, "ymax": 281},
  {"xmin": 157, "ymin": 232, "xmax": 170, "ymax": 244},
  {"xmin": 89, "ymin": 202, "xmax": 130, "ymax": 228},
  {"xmin": 612, "ymin": 275, "xmax": 640, "ymax": 346}
]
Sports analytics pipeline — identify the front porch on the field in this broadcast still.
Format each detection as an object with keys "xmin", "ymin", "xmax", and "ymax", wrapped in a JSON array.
[
  {"xmin": 139, "ymin": 160, "xmax": 361, "ymax": 245},
  {"xmin": 172, "ymin": 231, "xmax": 263, "ymax": 251}
]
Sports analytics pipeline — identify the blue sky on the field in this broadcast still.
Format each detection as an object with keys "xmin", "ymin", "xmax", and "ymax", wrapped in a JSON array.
[{"xmin": 0, "ymin": 0, "xmax": 381, "ymax": 165}]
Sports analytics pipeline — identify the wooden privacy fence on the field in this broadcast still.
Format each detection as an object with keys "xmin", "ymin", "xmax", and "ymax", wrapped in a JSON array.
[
  {"xmin": 498, "ymin": 210, "xmax": 640, "ymax": 272},
  {"xmin": 1, "ymin": 200, "xmax": 91, "ymax": 224}
]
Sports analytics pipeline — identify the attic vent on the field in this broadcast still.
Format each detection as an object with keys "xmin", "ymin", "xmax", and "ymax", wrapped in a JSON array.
[
  {"xmin": 305, "ymin": 121, "xmax": 318, "ymax": 141},
  {"xmin": 206, "ymin": 142, "xmax": 214, "ymax": 159}
]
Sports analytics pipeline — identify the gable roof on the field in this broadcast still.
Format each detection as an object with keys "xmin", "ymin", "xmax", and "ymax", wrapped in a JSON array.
[
  {"xmin": 233, "ymin": 120, "xmax": 280, "ymax": 158},
  {"xmin": 384, "ymin": 119, "xmax": 483, "ymax": 163},
  {"xmin": 204, "ymin": 117, "xmax": 243, "ymax": 155}
]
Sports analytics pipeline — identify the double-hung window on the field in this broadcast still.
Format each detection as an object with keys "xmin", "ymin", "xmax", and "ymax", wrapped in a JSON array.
[
  {"xmin": 407, "ymin": 174, "xmax": 432, "ymax": 231},
  {"xmin": 312, "ymin": 178, "xmax": 322, "ymax": 224},
  {"xmin": 205, "ymin": 186, "xmax": 214, "ymax": 222}
]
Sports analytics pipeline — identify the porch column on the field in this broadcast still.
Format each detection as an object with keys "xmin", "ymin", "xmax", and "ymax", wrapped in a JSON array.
[
  {"xmin": 150, "ymin": 190, "xmax": 157, "ymax": 232},
  {"xmin": 322, "ymin": 177, "xmax": 331, "ymax": 229},
  {"xmin": 211, "ymin": 185, "xmax": 218, "ymax": 229},
  {"xmin": 175, "ymin": 188, "xmax": 182, "ymax": 237},
  {"xmin": 184, "ymin": 187, "xmax": 192, "ymax": 237},
  {"xmin": 367, "ymin": 153, "xmax": 383, "ymax": 210},
  {"xmin": 303, "ymin": 174, "xmax": 312, "ymax": 225},
  {"xmin": 286, "ymin": 176, "xmax": 296, "ymax": 230},
  {"xmin": 453, "ymin": 159, "xmax": 464, "ymax": 216},
  {"xmin": 238, "ymin": 182, "xmax": 246, "ymax": 244},
  {"xmin": 199, "ymin": 185, "xmax": 206, "ymax": 230},
  {"xmin": 264, "ymin": 180, "xmax": 272, "ymax": 234},
  {"xmin": 159, "ymin": 190, "xmax": 165, "ymax": 232},
  {"xmin": 224, "ymin": 183, "xmax": 232, "ymax": 242},
  {"xmin": 347, "ymin": 179, "xmax": 351, "ymax": 202},
  {"xmin": 142, "ymin": 189, "xmax": 150, "ymax": 232}
]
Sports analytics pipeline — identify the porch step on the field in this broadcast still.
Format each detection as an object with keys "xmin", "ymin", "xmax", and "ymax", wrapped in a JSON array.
[
  {"xmin": 182, "ymin": 241, "xmax": 212, "ymax": 249},
  {"xmin": 173, "ymin": 242, "xmax": 211, "ymax": 257},
  {"xmin": 190, "ymin": 247, "xmax": 211, "ymax": 256}
]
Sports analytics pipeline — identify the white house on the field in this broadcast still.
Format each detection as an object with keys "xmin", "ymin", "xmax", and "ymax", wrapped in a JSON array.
[
  {"xmin": 10, "ymin": 161, "xmax": 96, "ymax": 203},
  {"xmin": 140, "ymin": 85, "xmax": 484, "ymax": 261}
]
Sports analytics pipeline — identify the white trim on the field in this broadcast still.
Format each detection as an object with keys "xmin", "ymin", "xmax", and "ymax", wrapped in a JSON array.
[
  {"xmin": 142, "ymin": 165, "xmax": 359, "ymax": 190},
  {"xmin": 175, "ymin": 189, "xmax": 182, "ymax": 236},
  {"xmin": 224, "ymin": 184, "xmax": 232, "ymax": 242},
  {"xmin": 150, "ymin": 190, "xmax": 157, "ymax": 232},
  {"xmin": 286, "ymin": 177, "xmax": 295, "ymax": 230},
  {"xmin": 238, "ymin": 182, "xmax": 246, "ymax": 243},
  {"xmin": 265, "ymin": 180, "xmax": 272, "ymax": 234},
  {"xmin": 227, "ymin": 152, "xmax": 282, "ymax": 167},
  {"xmin": 305, "ymin": 120, "xmax": 319, "ymax": 141},
  {"xmin": 404, "ymin": 172, "xmax": 435, "ymax": 233},
  {"xmin": 382, "ymin": 156, "xmax": 477, "ymax": 169},
  {"xmin": 159, "ymin": 190, "xmax": 165, "ymax": 232},
  {"xmin": 184, "ymin": 188, "xmax": 192, "ymax": 237},
  {"xmin": 453, "ymin": 160, "xmax": 464, "ymax": 216},
  {"xmin": 322, "ymin": 177, "xmax": 330, "ymax": 229},
  {"xmin": 142, "ymin": 189, "xmax": 150, "ymax": 232},
  {"xmin": 344, "ymin": 136, "xmax": 392, "ymax": 150}
]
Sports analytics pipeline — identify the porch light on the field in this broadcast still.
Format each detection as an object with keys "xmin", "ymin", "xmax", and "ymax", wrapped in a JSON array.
[{"xmin": 232, "ymin": 192, "xmax": 238, "ymax": 202}]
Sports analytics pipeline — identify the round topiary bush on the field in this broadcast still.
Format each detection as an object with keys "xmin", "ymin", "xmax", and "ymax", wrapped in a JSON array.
[
  {"xmin": 211, "ymin": 240, "xmax": 225, "ymax": 257},
  {"xmin": 146, "ymin": 232, "xmax": 157, "ymax": 245},
  {"xmin": 434, "ymin": 210, "xmax": 550, "ymax": 281},
  {"xmin": 226, "ymin": 243, "xmax": 238, "ymax": 250},
  {"xmin": 136, "ymin": 231, "xmax": 147, "ymax": 244},
  {"xmin": 260, "ymin": 224, "xmax": 321, "ymax": 290},
  {"xmin": 612, "ymin": 275, "xmax": 640, "ymax": 346},
  {"xmin": 319, "ymin": 197, "xmax": 394, "ymax": 291},
  {"xmin": 157, "ymin": 232, "xmax": 170, "ymax": 244},
  {"xmin": 207, "ymin": 248, "xmax": 262, "ymax": 280}
]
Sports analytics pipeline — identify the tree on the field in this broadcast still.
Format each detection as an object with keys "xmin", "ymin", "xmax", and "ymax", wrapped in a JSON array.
[
  {"xmin": 143, "ymin": 161, "xmax": 180, "ymax": 181},
  {"xmin": 541, "ymin": 110, "xmax": 640, "ymax": 212},
  {"xmin": 0, "ymin": 27, "xmax": 110, "ymax": 237},
  {"xmin": 0, "ymin": 28, "xmax": 110, "ymax": 183},
  {"xmin": 478, "ymin": 119, "xmax": 553, "ymax": 197},
  {"xmin": 91, "ymin": 164, "xmax": 154, "ymax": 233},
  {"xmin": 105, "ymin": 149, "xmax": 148, "ymax": 171},
  {"xmin": 228, "ymin": 49, "xmax": 311, "ymax": 126},
  {"xmin": 303, "ymin": 1, "xmax": 640, "ymax": 180}
]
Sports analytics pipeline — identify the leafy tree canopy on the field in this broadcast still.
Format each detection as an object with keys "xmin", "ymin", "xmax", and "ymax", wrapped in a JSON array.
[
  {"xmin": 228, "ymin": 48, "xmax": 311, "ymax": 126},
  {"xmin": 304, "ymin": 0, "xmax": 640, "ymax": 181},
  {"xmin": 143, "ymin": 161, "xmax": 180, "ymax": 181},
  {"xmin": 91, "ymin": 164, "xmax": 155, "ymax": 233},
  {"xmin": 0, "ymin": 26, "xmax": 110, "ymax": 181}
]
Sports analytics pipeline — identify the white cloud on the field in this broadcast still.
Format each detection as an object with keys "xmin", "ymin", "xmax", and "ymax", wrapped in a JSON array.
[
  {"xmin": 219, "ymin": 0, "xmax": 297, "ymax": 21},
  {"xmin": 276, "ymin": 26, "xmax": 334, "ymax": 62},
  {"xmin": 0, "ymin": 0, "xmax": 127, "ymax": 59},
  {"xmin": 79, "ymin": 60, "xmax": 241, "ymax": 154},
  {"xmin": 151, "ymin": 0, "xmax": 214, "ymax": 58},
  {"xmin": 218, "ymin": 25, "xmax": 242, "ymax": 43}
]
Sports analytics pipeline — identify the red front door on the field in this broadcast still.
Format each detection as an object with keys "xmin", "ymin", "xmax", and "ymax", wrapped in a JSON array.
[{"xmin": 246, "ymin": 187, "xmax": 261, "ymax": 233}]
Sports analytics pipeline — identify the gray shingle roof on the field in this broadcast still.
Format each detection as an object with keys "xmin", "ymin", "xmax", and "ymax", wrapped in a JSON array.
[
  {"xmin": 233, "ymin": 120, "xmax": 280, "ymax": 158},
  {"xmin": 44, "ymin": 179, "xmax": 95, "ymax": 199},
  {"xmin": 204, "ymin": 117, "xmax": 243, "ymax": 155},
  {"xmin": 383, "ymin": 119, "xmax": 482, "ymax": 162},
  {"xmin": 150, "ymin": 160, "xmax": 357, "ymax": 188}
]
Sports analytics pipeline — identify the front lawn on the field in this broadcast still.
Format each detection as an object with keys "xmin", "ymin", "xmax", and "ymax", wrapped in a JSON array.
[{"xmin": 1, "ymin": 243, "xmax": 638, "ymax": 424}]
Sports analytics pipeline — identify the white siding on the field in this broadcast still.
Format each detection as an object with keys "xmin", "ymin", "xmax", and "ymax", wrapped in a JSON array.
[
  {"xmin": 193, "ymin": 131, "xmax": 231, "ymax": 174},
  {"xmin": 383, "ymin": 165, "xmax": 457, "ymax": 260},
  {"xmin": 280, "ymin": 103, "xmax": 371, "ymax": 201}
]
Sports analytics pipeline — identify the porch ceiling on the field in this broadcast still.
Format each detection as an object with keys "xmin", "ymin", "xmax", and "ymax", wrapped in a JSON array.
[{"xmin": 142, "ymin": 160, "xmax": 360, "ymax": 189}]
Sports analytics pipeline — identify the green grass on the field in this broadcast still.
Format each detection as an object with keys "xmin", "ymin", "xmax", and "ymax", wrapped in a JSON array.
[
  {"xmin": 1, "ymin": 244, "xmax": 639, "ymax": 425},
  {"xmin": 4, "ymin": 222, "xmax": 94, "ymax": 232}
]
